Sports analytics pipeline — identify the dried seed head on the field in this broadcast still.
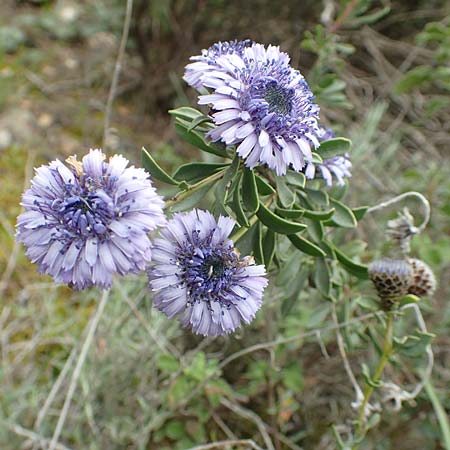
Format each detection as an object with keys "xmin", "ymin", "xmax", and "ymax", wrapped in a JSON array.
[
  {"xmin": 368, "ymin": 259, "xmax": 413, "ymax": 301},
  {"xmin": 386, "ymin": 208, "xmax": 418, "ymax": 255},
  {"xmin": 407, "ymin": 258, "xmax": 436, "ymax": 297}
]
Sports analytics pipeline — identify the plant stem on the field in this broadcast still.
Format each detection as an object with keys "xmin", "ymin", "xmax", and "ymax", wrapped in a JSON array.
[
  {"xmin": 164, "ymin": 170, "xmax": 226, "ymax": 209},
  {"xmin": 353, "ymin": 313, "xmax": 394, "ymax": 449},
  {"xmin": 49, "ymin": 290, "xmax": 110, "ymax": 450}
]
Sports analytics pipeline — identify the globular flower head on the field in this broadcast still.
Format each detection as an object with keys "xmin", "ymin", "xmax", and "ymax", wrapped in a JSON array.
[
  {"xmin": 185, "ymin": 41, "xmax": 321, "ymax": 176},
  {"xmin": 304, "ymin": 127, "xmax": 352, "ymax": 186},
  {"xmin": 148, "ymin": 209, "xmax": 268, "ymax": 336},
  {"xmin": 16, "ymin": 149, "xmax": 166, "ymax": 290}
]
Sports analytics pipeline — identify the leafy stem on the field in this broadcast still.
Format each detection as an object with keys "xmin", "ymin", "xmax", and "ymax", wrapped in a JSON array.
[
  {"xmin": 164, "ymin": 169, "xmax": 226, "ymax": 209},
  {"xmin": 353, "ymin": 313, "xmax": 394, "ymax": 448}
]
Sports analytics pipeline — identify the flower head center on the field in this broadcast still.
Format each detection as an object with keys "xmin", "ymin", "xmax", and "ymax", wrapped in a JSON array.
[
  {"xmin": 264, "ymin": 81, "xmax": 293, "ymax": 115},
  {"xmin": 57, "ymin": 189, "xmax": 114, "ymax": 236},
  {"xmin": 202, "ymin": 254, "xmax": 226, "ymax": 280}
]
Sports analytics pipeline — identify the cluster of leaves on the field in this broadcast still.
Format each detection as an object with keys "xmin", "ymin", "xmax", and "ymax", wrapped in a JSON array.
[{"xmin": 143, "ymin": 106, "xmax": 369, "ymax": 304}]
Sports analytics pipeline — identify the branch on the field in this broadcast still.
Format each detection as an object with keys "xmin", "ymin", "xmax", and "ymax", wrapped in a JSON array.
[
  {"xmin": 49, "ymin": 289, "xmax": 110, "ymax": 450},
  {"xmin": 102, "ymin": 0, "xmax": 134, "ymax": 150}
]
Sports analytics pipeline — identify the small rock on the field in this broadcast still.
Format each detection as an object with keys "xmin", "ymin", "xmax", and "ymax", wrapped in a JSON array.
[{"xmin": 38, "ymin": 113, "xmax": 54, "ymax": 128}]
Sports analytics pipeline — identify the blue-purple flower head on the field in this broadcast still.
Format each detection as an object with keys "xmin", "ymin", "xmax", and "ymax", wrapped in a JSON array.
[
  {"xmin": 148, "ymin": 209, "xmax": 268, "ymax": 336},
  {"xmin": 184, "ymin": 41, "xmax": 321, "ymax": 176},
  {"xmin": 184, "ymin": 39, "xmax": 253, "ymax": 90},
  {"xmin": 16, "ymin": 149, "xmax": 166, "ymax": 290},
  {"xmin": 305, "ymin": 127, "xmax": 352, "ymax": 186}
]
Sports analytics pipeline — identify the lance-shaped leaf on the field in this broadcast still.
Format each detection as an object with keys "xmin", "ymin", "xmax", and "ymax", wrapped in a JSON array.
[
  {"xmin": 257, "ymin": 203, "xmax": 306, "ymax": 234},
  {"xmin": 231, "ymin": 173, "xmax": 250, "ymax": 227},
  {"xmin": 325, "ymin": 198, "xmax": 357, "ymax": 228},
  {"xmin": 285, "ymin": 171, "xmax": 306, "ymax": 188},
  {"xmin": 234, "ymin": 222, "xmax": 258, "ymax": 255},
  {"xmin": 275, "ymin": 207, "xmax": 304, "ymax": 219},
  {"xmin": 314, "ymin": 257, "xmax": 331, "ymax": 298},
  {"xmin": 262, "ymin": 229, "xmax": 276, "ymax": 268},
  {"xmin": 173, "ymin": 162, "xmax": 228, "ymax": 183},
  {"xmin": 303, "ymin": 188, "xmax": 329, "ymax": 206},
  {"xmin": 317, "ymin": 137, "xmax": 352, "ymax": 159},
  {"xmin": 168, "ymin": 106, "xmax": 204, "ymax": 122},
  {"xmin": 174, "ymin": 122, "xmax": 228, "ymax": 158},
  {"xmin": 215, "ymin": 156, "xmax": 240, "ymax": 209},
  {"xmin": 276, "ymin": 176, "xmax": 295, "ymax": 207},
  {"xmin": 255, "ymin": 175, "xmax": 275, "ymax": 195},
  {"xmin": 334, "ymin": 247, "xmax": 369, "ymax": 280},
  {"xmin": 288, "ymin": 234, "xmax": 326, "ymax": 257},
  {"xmin": 242, "ymin": 168, "xmax": 259, "ymax": 213},
  {"xmin": 253, "ymin": 222, "xmax": 264, "ymax": 264},
  {"xmin": 352, "ymin": 206, "xmax": 369, "ymax": 221},
  {"xmin": 142, "ymin": 147, "xmax": 180, "ymax": 185}
]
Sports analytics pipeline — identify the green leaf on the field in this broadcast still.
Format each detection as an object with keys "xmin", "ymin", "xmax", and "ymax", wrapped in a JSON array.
[
  {"xmin": 157, "ymin": 354, "xmax": 180, "ymax": 372},
  {"xmin": 305, "ymin": 218, "xmax": 324, "ymax": 241},
  {"xmin": 165, "ymin": 420, "xmax": 185, "ymax": 440},
  {"xmin": 314, "ymin": 257, "xmax": 331, "ymax": 298},
  {"xmin": 304, "ymin": 188, "xmax": 329, "ymax": 206},
  {"xmin": 282, "ymin": 362, "xmax": 304, "ymax": 391},
  {"xmin": 311, "ymin": 152, "xmax": 323, "ymax": 164},
  {"xmin": 214, "ymin": 155, "xmax": 240, "ymax": 208},
  {"xmin": 235, "ymin": 222, "xmax": 258, "ymax": 255},
  {"xmin": 398, "ymin": 294, "xmax": 421, "ymax": 307},
  {"xmin": 257, "ymin": 203, "xmax": 307, "ymax": 235},
  {"xmin": 231, "ymin": 173, "xmax": 250, "ymax": 227},
  {"xmin": 173, "ymin": 162, "xmax": 228, "ymax": 183},
  {"xmin": 362, "ymin": 363, "xmax": 383, "ymax": 388},
  {"xmin": 302, "ymin": 208, "xmax": 336, "ymax": 221},
  {"xmin": 285, "ymin": 171, "xmax": 306, "ymax": 188},
  {"xmin": 242, "ymin": 168, "xmax": 259, "ymax": 213},
  {"xmin": 262, "ymin": 229, "xmax": 276, "ymax": 268},
  {"xmin": 334, "ymin": 247, "xmax": 369, "ymax": 279},
  {"xmin": 275, "ymin": 207, "xmax": 304, "ymax": 219},
  {"xmin": 317, "ymin": 137, "xmax": 352, "ymax": 159},
  {"xmin": 184, "ymin": 352, "xmax": 207, "ymax": 381},
  {"xmin": 253, "ymin": 222, "xmax": 264, "ymax": 264},
  {"xmin": 174, "ymin": 122, "xmax": 228, "ymax": 158},
  {"xmin": 350, "ymin": 6, "xmax": 391, "ymax": 27},
  {"xmin": 288, "ymin": 234, "xmax": 326, "ymax": 257},
  {"xmin": 325, "ymin": 198, "xmax": 357, "ymax": 228},
  {"xmin": 394, "ymin": 66, "xmax": 431, "ymax": 94},
  {"xmin": 169, "ymin": 106, "xmax": 204, "ymax": 121},
  {"xmin": 276, "ymin": 176, "xmax": 295, "ymax": 207},
  {"xmin": 142, "ymin": 147, "xmax": 180, "ymax": 185},
  {"xmin": 393, "ymin": 330, "xmax": 435, "ymax": 358},
  {"xmin": 255, "ymin": 175, "xmax": 275, "ymax": 195},
  {"xmin": 331, "ymin": 425, "xmax": 347, "ymax": 450},
  {"xmin": 352, "ymin": 206, "xmax": 369, "ymax": 221},
  {"xmin": 188, "ymin": 115, "xmax": 212, "ymax": 131}
]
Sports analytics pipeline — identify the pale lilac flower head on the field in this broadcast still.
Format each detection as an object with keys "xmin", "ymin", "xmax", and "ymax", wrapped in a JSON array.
[
  {"xmin": 185, "ymin": 41, "xmax": 321, "ymax": 176},
  {"xmin": 16, "ymin": 149, "xmax": 166, "ymax": 290},
  {"xmin": 305, "ymin": 127, "xmax": 352, "ymax": 186},
  {"xmin": 148, "ymin": 209, "xmax": 268, "ymax": 336},
  {"xmin": 184, "ymin": 39, "xmax": 253, "ymax": 89}
]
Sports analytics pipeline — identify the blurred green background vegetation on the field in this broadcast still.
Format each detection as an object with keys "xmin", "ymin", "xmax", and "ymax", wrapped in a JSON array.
[{"xmin": 0, "ymin": 0, "xmax": 449, "ymax": 449}]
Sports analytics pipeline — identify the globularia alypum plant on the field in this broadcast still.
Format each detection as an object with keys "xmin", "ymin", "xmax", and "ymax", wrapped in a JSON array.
[{"xmin": 16, "ymin": 40, "xmax": 436, "ymax": 448}]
